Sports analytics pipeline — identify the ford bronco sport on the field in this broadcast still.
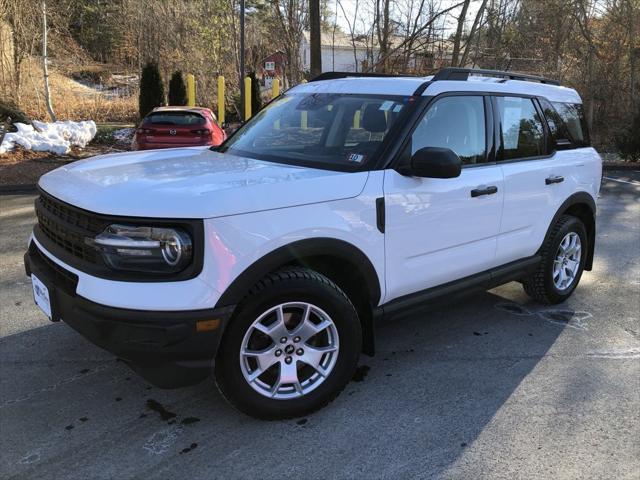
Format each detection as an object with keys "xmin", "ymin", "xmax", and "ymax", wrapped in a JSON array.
[{"xmin": 25, "ymin": 68, "xmax": 602, "ymax": 419}]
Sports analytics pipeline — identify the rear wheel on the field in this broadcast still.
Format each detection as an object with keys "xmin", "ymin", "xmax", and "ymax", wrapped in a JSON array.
[
  {"xmin": 215, "ymin": 268, "xmax": 361, "ymax": 419},
  {"xmin": 523, "ymin": 215, "xmax": 587, "ymax": 304}
]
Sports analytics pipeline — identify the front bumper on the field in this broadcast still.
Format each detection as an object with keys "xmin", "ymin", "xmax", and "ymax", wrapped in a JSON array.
[{"xmin": 24, "ymin": 242, "xmax": 234, "ymax": 385}]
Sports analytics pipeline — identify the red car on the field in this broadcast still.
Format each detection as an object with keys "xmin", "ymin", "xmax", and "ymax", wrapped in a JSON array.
[{"xmin": 132, "ymin": 106, "xmax": 226, "ymax": 150}]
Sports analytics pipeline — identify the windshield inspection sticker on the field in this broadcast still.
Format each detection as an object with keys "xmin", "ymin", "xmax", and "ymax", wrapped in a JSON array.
[
  {"xmin": 379, "ymin": 100, "xmax": 395, "ymax": 111},
  {"xmin": 347, "ymin": 153, "xmax": 366, "ymax": 163}
]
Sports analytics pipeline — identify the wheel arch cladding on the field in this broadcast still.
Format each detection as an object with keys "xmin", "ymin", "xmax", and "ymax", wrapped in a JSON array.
[
  {"xmin": 214, "ymin": 238, "xmax": 382, "ymax": 356},
  {"xmin": 543, "ymin": 192, "xmax": 596, "ymax": 271}
]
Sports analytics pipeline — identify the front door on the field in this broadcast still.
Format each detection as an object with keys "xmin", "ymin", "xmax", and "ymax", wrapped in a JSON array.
[{"xmin": 383, "ymin": 94, "xmax": 504, "ymax": 303}]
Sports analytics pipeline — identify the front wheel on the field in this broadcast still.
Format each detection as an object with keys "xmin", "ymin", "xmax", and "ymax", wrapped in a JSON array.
[
  {"xmin": 523, "ymin": 214, "xmax": 587, "ymax": 304},
  {"xmin": 215, "ymin": 268, "xmax": 361, "ymax": 419}
]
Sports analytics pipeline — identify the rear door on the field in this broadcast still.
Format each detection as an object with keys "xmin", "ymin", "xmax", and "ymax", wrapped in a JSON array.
[
  {"xmin": 383, "ymin": 94, "xmax": 504, "ymax": 302},
  {"xmin": 494, "ymin": 95, "xmax": 572, "ymax": 265}
]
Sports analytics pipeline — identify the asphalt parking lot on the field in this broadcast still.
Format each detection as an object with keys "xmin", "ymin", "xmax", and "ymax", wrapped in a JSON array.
[{"xmin": 0, "ymin": 171, "xmax": 638, "ymax": 480}]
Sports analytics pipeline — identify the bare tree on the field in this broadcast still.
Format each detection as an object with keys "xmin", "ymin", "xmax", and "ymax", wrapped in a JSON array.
[
  {"xmin": 337, "ymin": 0, "xmax": 361, "ymax": 72},
  {"xmin": 460, "ymin": 0, "xmax": 489, "ymax": 67},
  {"xmin": 41, "ymin": 0, "xmax": 56, "ymax": 121},
  {"xmin": 272, "ymin": 0, "xmax": 307, "ymax": 83},
  {"xmin": 451, "ymin": 0, "xmax": 471, "ymax": 66},
  {"xmin": 374, "ymin": 0, "xmax": 391, "ymax": 72}
]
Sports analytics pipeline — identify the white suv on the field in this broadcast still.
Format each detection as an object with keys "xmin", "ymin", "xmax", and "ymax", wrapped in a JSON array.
[{"xmin": 25, "ymin": 68, "xmax": 602, "ymax": 419}]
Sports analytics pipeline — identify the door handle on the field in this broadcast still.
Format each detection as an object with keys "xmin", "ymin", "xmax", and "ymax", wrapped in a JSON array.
[
  {"xmin": 545, "ymin": 175, "xmax": 564, "ymax": 185},
  {"xmin": 471, "ymin": 185, "xmax": 498, "ymax": 197}
]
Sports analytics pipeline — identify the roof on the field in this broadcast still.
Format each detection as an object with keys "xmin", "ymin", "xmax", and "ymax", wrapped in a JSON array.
[{"xmin": 289, "ymin": 73, "xmax": 582, "ymax": 103}]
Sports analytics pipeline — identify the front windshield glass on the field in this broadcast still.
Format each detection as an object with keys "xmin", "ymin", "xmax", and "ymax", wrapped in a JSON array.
[{"xmin": 221, "ymin": 93, "xmax": 410, "ymax": 169}]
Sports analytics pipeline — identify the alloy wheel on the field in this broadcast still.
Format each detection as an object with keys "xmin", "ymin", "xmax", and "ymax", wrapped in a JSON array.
[{"xmin": 239, "ymin": 302, "xmax": 340, "ymax": 400}]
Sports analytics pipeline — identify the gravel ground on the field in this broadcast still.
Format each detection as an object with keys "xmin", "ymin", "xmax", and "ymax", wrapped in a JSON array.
[{"xmin": 0, "ymin": 171, "xmax": 638, "ymax": 479}]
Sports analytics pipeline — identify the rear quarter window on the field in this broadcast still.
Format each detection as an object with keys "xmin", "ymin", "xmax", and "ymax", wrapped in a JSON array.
[{"xmin": 540, "ymin": 100, "xmax": 590, "ymax": 147}]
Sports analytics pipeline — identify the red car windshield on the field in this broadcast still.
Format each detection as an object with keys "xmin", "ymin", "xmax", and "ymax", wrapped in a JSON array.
[{"xmin": 144, "ymin": 112, "xmax": 206, "ymax": 126}]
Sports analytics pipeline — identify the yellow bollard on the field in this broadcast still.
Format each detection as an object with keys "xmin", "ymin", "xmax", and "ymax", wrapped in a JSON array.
[
  {"xmin": 244, "ymin": 77, "xmax": 252, "ymax": 120},
  {"xmin": 186, "ymin": 74, "xmax": 196, "ymax": 107},
  {"xmin": 354, "ymin": 110, "xmax": 361, "ymax": 129},
  {"xmin": 217, "ymin": 76, "xmax": 225, "ymax": 125},
  {"xmin": 272, "ymin": 78, "xmax": 280, "ymax": 98}
]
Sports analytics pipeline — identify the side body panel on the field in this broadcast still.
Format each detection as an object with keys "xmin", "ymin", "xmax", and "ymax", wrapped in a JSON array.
[
  {"xmin": 497, "ymin": 148, "xmax": 601, "ymax": 265},
  {"xmin": 496, "ymin": 156, "xmax": 559, "ymax": 264},
  {"xmin": 382, "ymin": 166, "xmax": 504, "ymax": 303},
  {"xmin": 205, "ymin": 171, "xmax": 386, "ymax": 307}
]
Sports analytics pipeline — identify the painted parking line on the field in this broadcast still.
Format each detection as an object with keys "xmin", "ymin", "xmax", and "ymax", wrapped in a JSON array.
[{"xmin": 603, "ymin": 176, "xmax": 640, "ymax": 186}]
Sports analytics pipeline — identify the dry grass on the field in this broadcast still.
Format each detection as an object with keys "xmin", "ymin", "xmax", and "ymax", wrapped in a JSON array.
[{"xmin": 10, "ymin": 58, "xmax": 138, "ymax": 123}]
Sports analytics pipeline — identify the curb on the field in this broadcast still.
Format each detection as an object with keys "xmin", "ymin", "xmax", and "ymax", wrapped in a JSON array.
[
  {"xmin": 0, "ymin": 184, "xmax": 37, "ymax": 195},
  {"xmin": 602, "ymin": 164, "xmax": 639, "ymax": 171}
]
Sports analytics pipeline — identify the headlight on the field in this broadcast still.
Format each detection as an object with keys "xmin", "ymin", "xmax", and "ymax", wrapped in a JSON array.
[{"xmin": 86, "ymin": 224, "xmax": 193, "ymax": 273}]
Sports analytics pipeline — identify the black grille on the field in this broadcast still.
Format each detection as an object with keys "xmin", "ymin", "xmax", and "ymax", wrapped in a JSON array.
[
  {"xmin": 35, "ymin": 192, "xmax": 103, "ymax": 264},
  {"xmin": 29, "ymin": 243, "xmax": 79, "ymax": 296},
  {"xmin": 32, "ymin": 190, "xmax": 204, "ymax": 282}
]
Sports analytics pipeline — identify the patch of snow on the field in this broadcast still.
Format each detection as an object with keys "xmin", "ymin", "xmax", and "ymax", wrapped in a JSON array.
[
  {"xmin": 113, "ymin": 127, "xmax": 135, "ymax": 143},
  {"xmin": 0, "ymin": 120, "xmax": 97, "ymax": 155}
]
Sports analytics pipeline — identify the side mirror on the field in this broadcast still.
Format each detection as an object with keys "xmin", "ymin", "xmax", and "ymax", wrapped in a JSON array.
[{"xmin": 405, "ymin": 147, "xmax": 462, "ymax": 179}]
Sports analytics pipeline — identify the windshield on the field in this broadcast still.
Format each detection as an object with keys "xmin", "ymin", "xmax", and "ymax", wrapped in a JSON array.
[{"xmin": 220, "ymin": 93, "xmax": 410, "ymax": 170}]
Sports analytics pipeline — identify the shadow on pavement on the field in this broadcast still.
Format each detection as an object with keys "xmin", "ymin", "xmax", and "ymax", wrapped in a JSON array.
[{"xmin": 0, "ymin": 286, "xmax": 568, "ymax": 479}]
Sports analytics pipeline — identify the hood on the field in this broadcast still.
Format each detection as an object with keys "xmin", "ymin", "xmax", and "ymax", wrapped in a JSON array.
[{"xmin": 38, "ymin": 147, "xmax": 369, "ymax": 218}]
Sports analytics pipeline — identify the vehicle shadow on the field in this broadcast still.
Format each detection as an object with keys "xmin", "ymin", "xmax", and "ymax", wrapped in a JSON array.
[{"xmin": 0, "ymin": 284, "xmax": 572, "ymax": 479}]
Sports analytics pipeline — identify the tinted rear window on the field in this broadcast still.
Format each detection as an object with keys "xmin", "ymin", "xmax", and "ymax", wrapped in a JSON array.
[
  {"xmin": 540, "ymin": 100, "xmax": 590, "ymax": 147},
  {"xmin": 145, "ymin": 112, "xmax": 206, "ymax": 126}
]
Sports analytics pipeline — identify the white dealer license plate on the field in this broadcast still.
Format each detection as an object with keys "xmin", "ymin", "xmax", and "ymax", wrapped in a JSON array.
[{"xmin": 32, "ymin": 274, "xmax": 52, "ymax": 319}]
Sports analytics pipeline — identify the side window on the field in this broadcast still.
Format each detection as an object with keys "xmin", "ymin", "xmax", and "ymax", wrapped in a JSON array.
[
  {"xmin": 495, "ymin": 96, "xmax": 545, "ymax": 160},
  {"xmin": 411, "ymin": 96, "xmax": 486, "ymax": 165},
  {"xmin": 538, "ymin": 98, "xmax": 569, "ymax": 143},
  {"xmin": 550, "ymin": 101, "xmax": 590, "ymax": 146}
]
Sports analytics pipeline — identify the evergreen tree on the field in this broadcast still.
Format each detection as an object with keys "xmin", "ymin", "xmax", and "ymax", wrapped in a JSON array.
[
  {"xmin": 139, "ymin": 62, "xmax": 165, "ymax": 118},
  {"xmin": 168, "ymin": 71, "xmax": 188, "ymax": 106},
  {"xmin": 249, "ymin": 71, "xmax": 262, "ymax": 115}
]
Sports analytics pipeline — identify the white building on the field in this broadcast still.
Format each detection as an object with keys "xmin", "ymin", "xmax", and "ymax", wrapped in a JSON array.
[
  {"xmin": 300, "ymin": 31, "xmax": 377, "ymax": 73},
  {"xmin": 299, "ymin": 31, "xmax": 454, "ymax": 75}
]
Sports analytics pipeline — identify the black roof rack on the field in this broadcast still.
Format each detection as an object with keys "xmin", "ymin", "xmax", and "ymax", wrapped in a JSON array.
[
  {"xmin": 432, "ymin": 68, "xmax": 560, "ymax": 85},
  {"xmin": 309, "ymin": 71, "xmax": 420, "ymax": 82}
]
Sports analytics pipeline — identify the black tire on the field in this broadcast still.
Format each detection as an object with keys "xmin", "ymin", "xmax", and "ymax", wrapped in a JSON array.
[
  {"xmin": 523, "ymin": 214, "xmax": 587, "ymax": 304},
  {"xmin": 214, "ymin": 268, "xmax": 361, "ymax": 420}
]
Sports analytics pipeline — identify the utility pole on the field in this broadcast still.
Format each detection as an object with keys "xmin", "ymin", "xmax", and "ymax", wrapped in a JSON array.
[
  {"xmin": 309, "ymin": 0, "xmax": 322, "ymax": 77},
  {"xmin": 239, "ymin": 0, "xmax": 246, "ymax": 120},
  {"xmin": 42, "ymin": 0, "xmax": 56, "ymax": 122}
]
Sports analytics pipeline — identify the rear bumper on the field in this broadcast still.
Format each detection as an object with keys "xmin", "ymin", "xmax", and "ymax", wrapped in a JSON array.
[
  {"xmin": 24, "ymin": 242, "xmax": 234, "ymax": 384},
  {"xmin": 134, "ymin": 140, "xmax": 213, "ymax": 150}
]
